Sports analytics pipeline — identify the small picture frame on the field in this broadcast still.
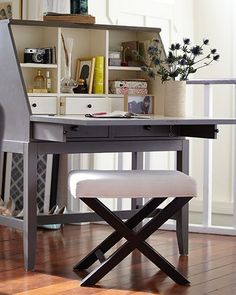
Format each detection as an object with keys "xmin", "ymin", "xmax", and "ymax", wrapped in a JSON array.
[
  {"xmin": 124, "ymin": 95, "xmax": 155, "ymax": 114},
  {"xmin": 0, "ymin": 0, "xmax": 22, "ymax": 19},
  {"xmin": 76, "ymin": 57, "xmax": 95, "ymax": 94}
]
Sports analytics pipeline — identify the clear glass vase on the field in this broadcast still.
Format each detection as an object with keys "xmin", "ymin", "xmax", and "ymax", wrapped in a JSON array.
[{"xmin": 60, "ymin": 53, "xmax": 77, "ymax": 93}]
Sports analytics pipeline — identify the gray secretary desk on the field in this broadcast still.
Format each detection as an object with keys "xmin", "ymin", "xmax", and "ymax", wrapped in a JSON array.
[{"xmin": 0, "ymin": 19, "xmax": 226, "ymax": 270}]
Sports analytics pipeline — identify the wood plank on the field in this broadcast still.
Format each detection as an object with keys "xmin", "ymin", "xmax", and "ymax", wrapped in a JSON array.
[
  {"xmin": 0, "ymin": 224, "xmax": 235, "ymax": 294},
  {"xmin": 43, "ymin": 14, "xmax": 95, "ymax": 24},
  {"xmin": 14, "ymin": 281, "xmax": 83, "ymax": 295}
]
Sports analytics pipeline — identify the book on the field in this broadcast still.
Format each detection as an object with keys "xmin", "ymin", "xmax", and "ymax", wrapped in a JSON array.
[
  {"xmin": 85, "ymin": 111, "xmax": 150, "ymax": 119},
  {"xmin": 110, "ymin": 87, "xmax": 148, "ymax": 95},
  {"xmin": 109, "ymin": 79, "xmax": 148, "ymax": 89},
  {"xmin": 93, "ymin": 56, "xmax": 104, "ymax": 94},
  {"xmin": 109, "ymin": 79, "xmax": 148, "ymax": 95},
  {"xmin": 43, "ymin": 13, "xmax": 95, "ymax": 24}
]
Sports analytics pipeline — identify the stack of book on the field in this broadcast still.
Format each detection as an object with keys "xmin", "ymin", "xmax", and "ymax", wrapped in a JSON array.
[
  {"xmin": 109, "ymin": 79, "xmax": 148, "ymax": 95},
  {"xmin": 109, "ymin": 51, "xmax": 121, "ymax": 66}
]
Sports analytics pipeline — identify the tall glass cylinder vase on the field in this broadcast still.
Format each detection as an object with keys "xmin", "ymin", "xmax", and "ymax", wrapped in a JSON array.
[{"xmin": 60, "ymin": 39, "xmax": 77, "ymax": 93}]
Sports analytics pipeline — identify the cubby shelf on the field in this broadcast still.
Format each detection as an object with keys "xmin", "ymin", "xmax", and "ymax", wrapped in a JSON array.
[
  {"xmin": 28, "ymin": 92, "xmax": 108, "ymax": 98},
  {"xmin": 11, "ymin": 20, "xmax": 162, "ymax": 115},
  {"xmin": 108, "ymin": 66, "xmax": 142, "ymax": 71},
  {"xmin": 20, "ymin": 63, "xmax": 58, "ymax": 68},
  {"xmin": 28, "ymin": 93, "xmax": 59, "ymax": 97}
]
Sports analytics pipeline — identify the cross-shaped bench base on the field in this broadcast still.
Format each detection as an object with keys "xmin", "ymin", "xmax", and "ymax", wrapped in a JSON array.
[{"xmin": 73, "ymin": 196, "xmax": 192, "ymax": 286}]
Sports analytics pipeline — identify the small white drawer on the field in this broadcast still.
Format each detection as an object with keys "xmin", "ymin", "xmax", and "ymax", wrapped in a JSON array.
[
  {"xmin": 29, "ymin": 96, "xmax": 58, "ymax": 115},
  {"xmin": 60, "ymin": 97, "xmax": 111, "ymax": 115}
]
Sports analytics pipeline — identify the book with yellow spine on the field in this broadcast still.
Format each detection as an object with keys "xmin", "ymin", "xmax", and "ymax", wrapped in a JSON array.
[{"xmin": 93, "ymin": 56, "xmax": 104, "ymax": 94}]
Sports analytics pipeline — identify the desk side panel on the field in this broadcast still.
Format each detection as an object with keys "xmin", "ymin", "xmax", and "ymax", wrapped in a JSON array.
[{"xmin": 0, "ymin": 20, "xmax": 30, "ymax": 142}]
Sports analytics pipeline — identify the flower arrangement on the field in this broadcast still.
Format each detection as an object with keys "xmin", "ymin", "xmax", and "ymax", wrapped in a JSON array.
[{"xmin": 140, "ymin": 38, "xmax": 220, "ymax": 83}]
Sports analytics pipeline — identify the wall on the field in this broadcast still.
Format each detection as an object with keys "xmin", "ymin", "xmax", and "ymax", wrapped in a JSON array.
[
  {"xmin": 193, "ymin": 0, "xmax": 235, "ymax": 79},
  {"xmin": 189, "ymin": 0, "xmax": 236, "ymax": 225}
]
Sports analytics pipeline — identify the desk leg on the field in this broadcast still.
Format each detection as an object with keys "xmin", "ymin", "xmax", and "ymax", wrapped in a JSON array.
[
  {"xmin": 23, "ymin": 143, "xmax": 37, "ymax": 271},
  {"xmin": 0, "ymin": 152, "xmax": 6, "ymax": 199},
  {"xmin": 131, "ymin": 152, "xmax": 143, "ymax": 210},
  {"xmin": 176, "ymin": 140, "xmax": 189, "ymax": 255}
]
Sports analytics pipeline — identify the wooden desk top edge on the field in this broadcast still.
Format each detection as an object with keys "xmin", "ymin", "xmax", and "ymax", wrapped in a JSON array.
[{"xmin": 30, "ymin": 114, "xmax": 236, "ymax": 126}]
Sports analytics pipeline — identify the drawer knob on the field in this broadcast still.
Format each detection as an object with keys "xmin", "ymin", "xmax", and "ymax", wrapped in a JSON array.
[
  {"xmin": 32, "ymin": 103, "xmax": 37, "ymax": 108},
  {"xmin": 70, "ymin": 125, "xmax": 79, "ymax": 132},
  {"xmin": 87, "ymin": 104, "xmax": 92, "ymax": 108},
  {"xmin": 144, "ymin": 125, "xmax": 152, "ymax": 131}
]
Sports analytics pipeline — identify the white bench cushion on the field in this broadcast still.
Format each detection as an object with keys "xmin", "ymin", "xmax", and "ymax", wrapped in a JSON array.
[{"xmin": 69, "ymin": 170, "xmax": 197, "ymax": 198}]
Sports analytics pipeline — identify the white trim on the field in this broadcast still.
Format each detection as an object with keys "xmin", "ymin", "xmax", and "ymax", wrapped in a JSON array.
[
  {"xmin": 161, "ymin": 222, "xmax": 236, "ymax": 236},
  {"xmin": 233, "ymin": 84, "xmax": 236, "ymax": 228},
  {"xmin": 144, "ymin": 152, "xmax": 151, "ymax": 170},
  {"xmin": 232, "ymin": 1, "xmax": 236, "ymax": 78},
  {"xmin": 203, "ymin": 84, "xmax": 213, "ymax": 227},
  {"xmin": 190, "ymin": 199, "xmax": 234, "ymax": 215},
  {"xmin": 105, "ymin": 30, "xmax": 109, "ymax": 95},
  {"xmin": 152, "ymin": 0, "xmax": 175, "ymax": 4},
  {"xmin": 57, "ymin": 28, "xmax": 62, "ymax": 95}
]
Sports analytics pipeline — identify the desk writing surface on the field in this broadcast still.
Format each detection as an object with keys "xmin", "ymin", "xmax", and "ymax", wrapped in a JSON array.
[{"xmin": 30, "ymin": 114, "xmax": 236, "ymax": 126}]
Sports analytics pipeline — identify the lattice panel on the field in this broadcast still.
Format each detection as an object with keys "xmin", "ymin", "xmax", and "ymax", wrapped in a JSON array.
[{"xmin": 10, "ymin": 154, "xmax": 48, "ymax": 211}]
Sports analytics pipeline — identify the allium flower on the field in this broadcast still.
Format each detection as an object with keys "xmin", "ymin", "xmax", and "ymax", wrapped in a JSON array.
[
  {"xmin": 138, "ymin": 38, "xmax": 220, "ymax": 82},
  {"xmin": 190, "ymin": 45, "xmax": 202, "ymax": 56},
  {"xmin": 175, "ymin": 43, "xmax": 181, "ymax": 50},
  {"xmin": 183, "ymin": 38, "xmax": 190, "ymax": 45},
  {"xmin": 213, "ymin": 54, "xmax": 220, "ymax": 61}
]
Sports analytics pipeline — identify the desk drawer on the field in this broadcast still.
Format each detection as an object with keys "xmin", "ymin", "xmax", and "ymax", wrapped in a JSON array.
[
  {"xmin": 60, "ymin": 97, "xmax": 111, "ymax": 115},
  {"xmin": 29, "ymin": 96, "xmax": 58, "ymax": 115},
  {"xmin": 66, "ymin": 125, "xmax": 109, "ymax": 139},
  {"xmin": 112, "ymin": 125, "xmax": 172, "ymax": 137}
]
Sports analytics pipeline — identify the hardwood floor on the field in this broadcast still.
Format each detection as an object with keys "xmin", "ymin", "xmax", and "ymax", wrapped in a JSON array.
[{"xmin": 0, "ymin": 224, "xmax": 235, "ymax": 295}]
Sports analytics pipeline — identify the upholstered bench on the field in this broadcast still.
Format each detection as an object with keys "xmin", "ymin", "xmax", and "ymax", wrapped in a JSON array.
[{"xmin": 69, "ymin": 170, "xmax": 197, "ymax": 286}]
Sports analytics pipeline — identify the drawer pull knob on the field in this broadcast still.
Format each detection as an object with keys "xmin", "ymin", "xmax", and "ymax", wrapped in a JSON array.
[
  {"xmin": 144, "ymin": 125, "xmax": 151, "ymax": 131},
  {"xmin": 32, "ymin": 103, "xmax": 37, "ymax": 108},
  {"xmin": 70, "ymin": 125, "xmax": 79, "ymax": 132},
  {"xmin": 87, "ymin": 104, "xmax": 92, "ymax": 108}
]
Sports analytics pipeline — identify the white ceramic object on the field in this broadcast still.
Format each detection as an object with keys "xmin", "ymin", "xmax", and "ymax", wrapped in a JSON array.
[{"xmin": 164, "ymin": 80, "xmax": 186, "ymax": 117}]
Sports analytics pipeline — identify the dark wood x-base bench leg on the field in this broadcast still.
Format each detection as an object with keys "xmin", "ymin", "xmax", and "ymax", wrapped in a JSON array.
[{"xmin": 74, "ymin": 197, "xmax": 192, "ymax": 286}]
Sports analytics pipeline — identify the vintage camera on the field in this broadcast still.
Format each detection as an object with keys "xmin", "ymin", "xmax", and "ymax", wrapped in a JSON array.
[{"xmin": 24, "ymin": 48, "xmax": 53, "ymax": 64}]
